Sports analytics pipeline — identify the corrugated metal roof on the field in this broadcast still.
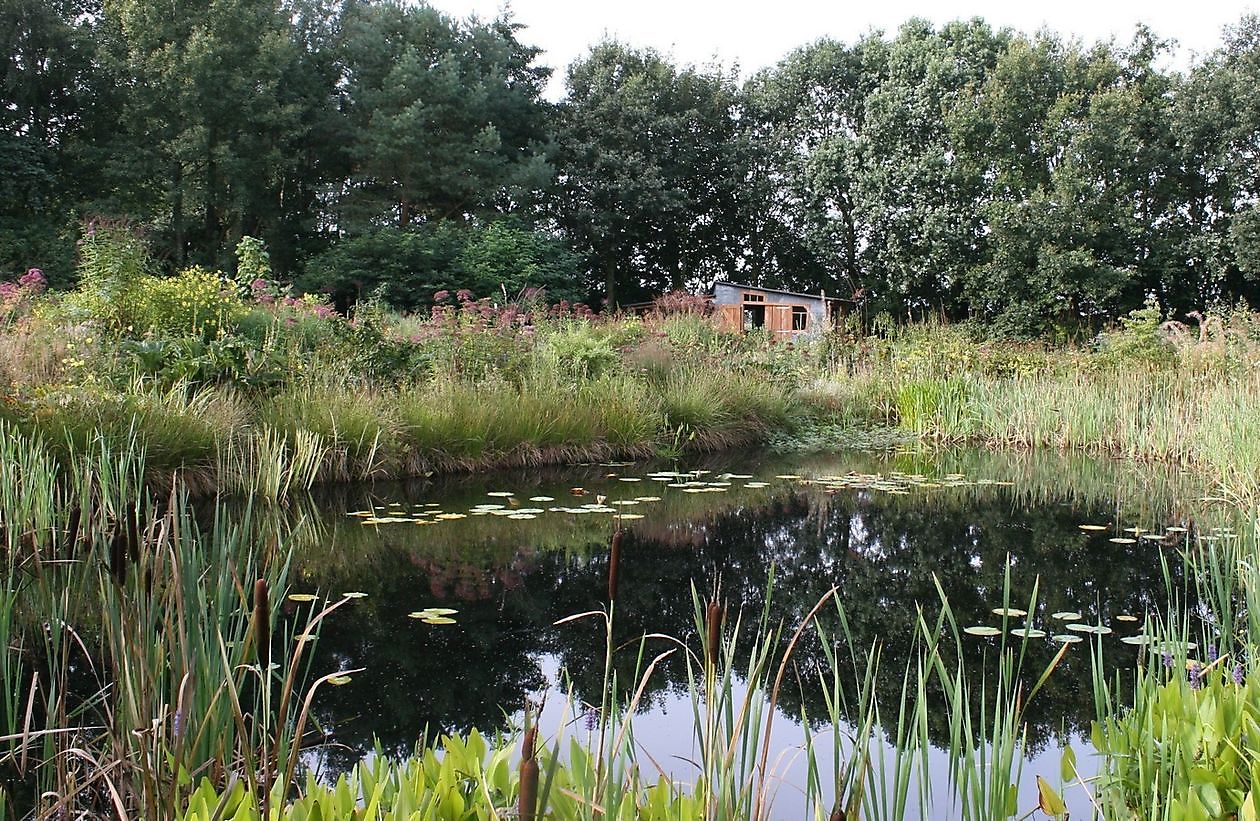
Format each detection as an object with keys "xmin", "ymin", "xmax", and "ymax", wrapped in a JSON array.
[{"xmin": 713, "ymin": 281, "xmax": 850, "ymax": 303}]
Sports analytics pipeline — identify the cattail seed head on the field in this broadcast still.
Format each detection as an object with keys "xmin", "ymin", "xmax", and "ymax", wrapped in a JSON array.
[
  {"xmin": 254, "ymin": 579, "xmax": 270, "ymax": 671},
  {"xmin": 519, "ymin": 726, "xmax": 539, "ymax": 821},
  {"xmin": 706, "ymin": 599, "xmax": 722, "ymax": 668}
]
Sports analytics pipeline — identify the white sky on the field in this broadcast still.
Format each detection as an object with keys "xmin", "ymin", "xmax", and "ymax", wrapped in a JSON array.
[{"xmin": 427, "ymin": 0, "xmax": 1259, "ymax": 97}]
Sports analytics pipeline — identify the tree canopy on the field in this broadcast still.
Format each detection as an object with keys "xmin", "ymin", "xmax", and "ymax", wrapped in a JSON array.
[{"xmin": 6, "ymin": 2, "xmax": 1260, "ymax": 333}]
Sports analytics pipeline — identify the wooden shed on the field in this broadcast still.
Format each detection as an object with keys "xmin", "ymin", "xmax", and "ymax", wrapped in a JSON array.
[{"xmin": 711, "ymin": 281, "xmax": 843, "ymax": 338}]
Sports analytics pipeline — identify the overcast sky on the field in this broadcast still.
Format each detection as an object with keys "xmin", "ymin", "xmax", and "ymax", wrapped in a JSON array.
[{"xmin": 426, "ymin": 0, "xmax": 1258, "ymax": 98}]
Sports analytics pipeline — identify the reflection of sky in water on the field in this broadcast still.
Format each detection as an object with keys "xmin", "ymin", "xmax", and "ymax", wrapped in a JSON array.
[{"xmin": 282, "ymin": 447, "xmax": 1201, "ymax": 816}]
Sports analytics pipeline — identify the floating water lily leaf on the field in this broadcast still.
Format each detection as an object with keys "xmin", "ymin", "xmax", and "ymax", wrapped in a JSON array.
[
  {"xmin": 1051, "ymin": 634, "xmax": 1083, "ymax": 644},
  {"xmin": 634, "ymin": 496, "xmax": 662, "ymax": 502},
  {"xmin": 775, "ymin": 475, "xmax": 801, "ymax": 479},
  {"xmin": 1115, "ymin": 615, "xmax": 1139, "ymax": 622},
  {"xmin": 991, "ymin": 607, "xmax": 1028, "ymax": 618},
  {"xmin": 744, "ymin": 482, "xmax": 769, "ymax": 488},
  {"xmin": 424, "ymin": 608, "xmax": 457, "ymax": 616},
  {"xmin": 422, "ymin": 616, "xmax": 457, "ymax": 625},
  {"xmin": 348, "ymin": 511, "xmax": 374, "ymax": 517},
  {"xmin": 569, "ymin": 487, "xmax": 586, "ymax": 495},
  {"xmin": 530, "ymin": 496, "xmax": 555, "ymax": 502},
  {"xmin": 327, "ymin": 675, "xmax": 353, "ymax": 686},
  {"xmin": 1078, "ymin": 524, "xmax": 1108, "ymax": 532},
  {"xmin": 615, "ymin": 513, "xmax": 645, "ymax": 520},
  {"xmin": 610, "ymin": 500, "xmax": 639, "ymax": 506},
  {"xmin": 1120, "ymin": 635, "xmax": 1155, "ymax": 645},
  {"xmin": 507, "ymin": 513, "xmax": 537, "ymax": 520},
  {"xmin": 1011, "ymin": 628, "xmax": 1047, "ymax": 639},
  {"xmin": 487, "ymin": 491, "xmax": 514, "ymax": 497},
  {"xmin": 342, "ymin": 592, "xmax": 368, "ymax": 599},
  {"xmin": 294, "ymin": 634, "xmax": 316, "ymax": 644},
  {"xmin": 1066, "ymin": 623, "xmax": 1112, "ymax": 635},
  {"xmin": 435, "ymin": 513, "xmax": 466, "ymax": 520},
  {"xmin": 472, "ymin": 504, "xmax": 505, "ymax": 510},
  {"xmin": 288, "ymin": 593, "xmax": 318, "ymax": 603},
  {"xmin": 964, "ymin": 626, "xmax": 1003, "ymax": 637},
  {"xmin": 1108, "ymin": 537, "xmax": 1137, "ymax": 544},
  {"xmin": 1051, "ymin": 612, "xmax": 1082, "ymax": 621},
  {"xmin": 413, "ymin": 519, "xmax": 434, "ymax": 525},
  {"xmin": 618, "ymin": 478, "xmax": 642, "ymax": 482},
  {"xmin": 1166, "ymin": 526, "xmax": 1188, "ymax": 533}
]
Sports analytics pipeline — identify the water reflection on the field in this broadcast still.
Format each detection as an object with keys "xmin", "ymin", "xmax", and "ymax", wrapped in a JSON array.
[{"xmin": 283, "ymin": 448, "xmax": 1201, "ymax": 775}]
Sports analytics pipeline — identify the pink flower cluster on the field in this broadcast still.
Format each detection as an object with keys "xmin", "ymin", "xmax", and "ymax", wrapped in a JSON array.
[{"xmin": 1, "ymin": 268, "xmax": 48, "ymax": 316}]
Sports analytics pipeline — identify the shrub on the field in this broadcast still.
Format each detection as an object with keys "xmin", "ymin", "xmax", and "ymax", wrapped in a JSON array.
[
  {"xmin": 1094, "ymin": 296, "xmax": 1176, "ymax": 370},
  {"xmin": 133, "ymin": 266, "xmax": 247, "ymax": 339}
]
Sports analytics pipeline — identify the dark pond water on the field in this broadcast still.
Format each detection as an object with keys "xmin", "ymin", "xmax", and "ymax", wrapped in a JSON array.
[{"xmin": 277, "ymin": 446, "xmax": 1204, "ymax": 818}]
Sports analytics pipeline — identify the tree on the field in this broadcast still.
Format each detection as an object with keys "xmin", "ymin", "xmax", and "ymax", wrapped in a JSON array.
[
  {"xmin": 0, "ymin": 0, "xmax": 110, "ymax": 284},
  {"xmin": 1174, "ymin": 15, "xmax": 1260, "ymax": 310},
  {"xmin": 100, "ymin": 0, "xmax": 338, "ymax": 271},
  {"xmin": 740, "ymin": 35, "xmax": 887, "ymax": 297},
  {"xmin": 335, "ymin": 1, "xmax": 552, "ymax": 231},
  {"xmin": 551, "ymin": 42, "xmax": 744, "ymax": 306}
]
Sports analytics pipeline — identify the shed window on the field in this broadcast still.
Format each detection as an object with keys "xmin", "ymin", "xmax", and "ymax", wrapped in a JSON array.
[
  {"xmin": 742, "ymin": 292, "xmax": 764, "ymax": 302},
  {"xmin": 792, "ymin": 306, "xmax": 809, "ymax": 331}
]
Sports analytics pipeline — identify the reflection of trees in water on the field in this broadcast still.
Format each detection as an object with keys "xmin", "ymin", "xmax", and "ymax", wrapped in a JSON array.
[{"xmin": 296, "ymin": 483, "xmax": 1189, "ymax": 765}]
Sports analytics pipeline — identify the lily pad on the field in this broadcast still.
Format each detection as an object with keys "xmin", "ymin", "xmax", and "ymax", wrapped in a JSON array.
[
  {"xmin": 1011, "ymin": 628, "xmax": 1047, "ymax": 639},
  {"xmin": 487, "ymin": 491, "xmax": 515, "ymax": 497},
  {"xmin": 288, "ymin": 593, "xmax": 318, "ymax": 603},
  {"xmin": 964, "ymin": 626, "xmax": 1003, "ymax": 637},
  {"xmin": 1108, "ymin": 537, "xmax": 1137, "ymax": 544},
  {"xmin": 1078, "ymin": 524, "xmax": 1108, "ymax": 531},
  {"xmin": 342, "ymin": 591, "xmax": 368, "ymax": 599},
  {"xmin": 1051, "ymin": 612, "xmax": 1082, "ymax": 621},
  {"xmin": 1052, "ymin": 634, "xmax": 1083, "ymax": 644},
  {"xmin": 1115, "ymin": 614, "xmax": 1139, "ymax": 622},
  {"xmin": 328, "ymin": 675, "xmax": 353, "ymax": 686},
  {"xmin": 991, "ymin": 607, "xmax": 1028, "ymax": 618}
]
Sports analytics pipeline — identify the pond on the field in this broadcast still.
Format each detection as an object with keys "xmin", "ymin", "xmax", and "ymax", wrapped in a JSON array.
[{"xmin": 275, "ymin": 446, "xmax": 1205, "ymax": 819}]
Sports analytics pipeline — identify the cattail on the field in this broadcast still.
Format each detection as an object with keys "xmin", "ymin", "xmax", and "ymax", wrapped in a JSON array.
[
  {"xmin": 65, "ymin": 505, "xmax": 81, "ymax": 552},
  {"xmin": 124, "ymin": 502, "xmax": 140, "ymax": 564},
  {"xmin": 109, "ymin": 529, "xmax": 128, "ymax": 586},
  {"xmin": 607, "ymin": 530, "xmax": 622, "ymax": 602},
  {"xmin": 519, "ymin": 725, "xmax": 538, "ymax": 821},
  {"xmin": 254, "ymin": 579, "xmax": 270, "ymax": 671},
  {"xmin": 706, "ymin": 598, "xmax": 722, "ymax": 668}
]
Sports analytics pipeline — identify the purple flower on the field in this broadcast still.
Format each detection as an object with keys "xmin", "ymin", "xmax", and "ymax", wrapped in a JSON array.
[
  {"xmin": 1208, "ymin": 644, "xmax": 1219, "ymax": 664},
  {"xmin": 433, "ymin": 289, "xmax": 450, "ymax": 302},
  {"xmin": 455, "ymin": 288, "xmax": 473, "ymax": 302},
  {"xmin": 1162, "ymin": 650, "xmax": 1174, "ymax": 669},
  {"xmin": 583, "ymin": 706, "xmax": 599, "ymax": 732},
  {"xmin": 1189, "ymin": 662, "xmax": 1202, "ymax": 690},
  {"xmin": 1235, "ymin": 664, "xmax": 1246, "ymax": 686},
  {"xmin": 0, "ymin": 282, "xmax": 17, "ymax": 301}
]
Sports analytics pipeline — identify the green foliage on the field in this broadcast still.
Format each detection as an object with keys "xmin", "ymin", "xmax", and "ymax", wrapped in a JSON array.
[
  {"xmin": 303, "ymin": 223, "xmax": 582, "ymax": 312},
  {"xmin": 1095, "ymin": 297, "xmax": 1177, "ymax": 369},
  {"xmin": 1094, "ymin": 663, "xmax": 1260, "ymax": 819},
  {"xmin": 72, "ymin": 221, "xmax": 153, "ymax": 328},
  {"xmin": 132, "ymin": 266, "xmax": 246, "ymax": 339},
  {"xmin": 234, "ymin": 235, "xmax": 271, "ymax": 291}
]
